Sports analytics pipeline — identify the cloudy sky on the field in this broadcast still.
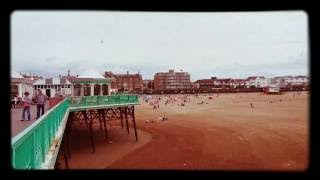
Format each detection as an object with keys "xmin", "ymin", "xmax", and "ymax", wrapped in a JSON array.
[{"xmin": 11, "ymin": 11, "xmax": 308, "ymax": 81}]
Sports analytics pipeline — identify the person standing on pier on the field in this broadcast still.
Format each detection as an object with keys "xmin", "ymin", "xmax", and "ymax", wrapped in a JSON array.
[
  {"xmin": 21, "ymin": 92, "xmax": 31, "ymax": 121},
  {"xmin": 34, "ymin": 89, "xmax": 48, "ymax": 119}
]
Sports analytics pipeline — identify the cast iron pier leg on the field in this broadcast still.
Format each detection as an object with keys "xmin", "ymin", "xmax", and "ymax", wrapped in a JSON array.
[
  {"xmin": 132, "ymin": 106, "xmax": 138, "ymax": 141},
  {"xmin": 125, "ymin": 107, "xmax": 130, "ymax": 134}
]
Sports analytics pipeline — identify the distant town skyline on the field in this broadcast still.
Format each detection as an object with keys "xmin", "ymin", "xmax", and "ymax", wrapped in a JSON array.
[{"xmin": 11, "ymin": 11, "xmax": 309, "ymax": 81}]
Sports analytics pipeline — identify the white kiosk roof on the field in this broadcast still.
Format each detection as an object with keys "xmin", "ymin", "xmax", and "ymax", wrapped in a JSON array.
[{"xmin": 78, "ymin": 69, "xmax": 105, "ymax": 79}]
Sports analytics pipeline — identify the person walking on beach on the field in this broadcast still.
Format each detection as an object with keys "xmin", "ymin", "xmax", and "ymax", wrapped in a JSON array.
[
  {"xmin": 21, "ymin": 92, "xmax": 31, "ymax": 121},
  {"xmin": 250, "ymin": 103, "xmax": 254, "ymax": 108},
  {"xmin": 34, "ymin": 89, "xmax": 48, "ymax": 119}
]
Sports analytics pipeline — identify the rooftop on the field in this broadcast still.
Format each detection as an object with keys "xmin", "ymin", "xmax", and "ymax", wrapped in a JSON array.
[
  {"xmin": 78, "ymin": 69, "xmax": 105, "ymax": 79},
  {"xmin": 11, "ymin": 71, "xmax": 24, "ymax": 78}
]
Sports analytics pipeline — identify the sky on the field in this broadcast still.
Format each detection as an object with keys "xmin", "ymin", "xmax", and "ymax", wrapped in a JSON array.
[{"xmin": 11, "ymin": 11, "xmax": 309, "ymax": 81}]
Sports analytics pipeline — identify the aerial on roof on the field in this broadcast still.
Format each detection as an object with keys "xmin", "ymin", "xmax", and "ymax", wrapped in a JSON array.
[{"xmin": 11, "ymin": 71, "xmax": 24, "ymax": 78}]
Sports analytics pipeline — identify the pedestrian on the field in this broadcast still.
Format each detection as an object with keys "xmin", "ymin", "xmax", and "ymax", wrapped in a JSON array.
[
  {"xmin": 21, "ymin": 92, "xmax": 31, "ymax": 121},
  {"xmin": 250, "ymin": 103, "xmax": 254, "ymax": 108},
  {"xmin": 34, "ymin": 89, "xmax": 48, "ymax": 119},
  {"xmin": 13, "ymin": 95, "xmax": 18, "ymax": 108}
]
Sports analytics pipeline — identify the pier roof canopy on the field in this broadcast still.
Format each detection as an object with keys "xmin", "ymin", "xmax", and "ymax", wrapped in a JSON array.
[{"xmin": 72, "ymin": 69, "xmax": 114, "ymax": 84}]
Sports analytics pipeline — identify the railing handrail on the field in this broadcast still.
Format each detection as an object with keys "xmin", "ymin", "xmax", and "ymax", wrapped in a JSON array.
[{"xmin": 11, "ymin": 98, "xmax": 69, "ymax": 145}]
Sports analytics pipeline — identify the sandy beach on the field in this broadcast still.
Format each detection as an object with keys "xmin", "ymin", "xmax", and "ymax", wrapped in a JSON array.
[{"xmin": 57, "ymin": 91, "xmax": 309, "ymax": 170}]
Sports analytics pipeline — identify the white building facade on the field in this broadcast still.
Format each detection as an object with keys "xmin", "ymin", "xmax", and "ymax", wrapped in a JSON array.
[
  {"xmin": 245, "ymin": 76, "xmax": 268, "ymax": 88},
  {"xmin": 271, "ymin": 75, "xmax": 309, "ymax": 88},
  {"xmin": 33, "ymin": 77, "xmax": 72, "ymax": 98},
  {"xmin": 11, "ymin": 71, "xmax": 34, "ymax": 98}
]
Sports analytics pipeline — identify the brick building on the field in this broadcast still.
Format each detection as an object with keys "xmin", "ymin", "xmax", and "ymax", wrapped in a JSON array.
[
  {"xmin": 154, "ymin": 69, "xmax": 192, "ymax": 91},
  {"xmin": 105, "ymin": 71, "xmax": 143, "ymax": 92},
  {"xmin": 194, "ymin": 79, "xmax": 214, "ymax": 89},
  {"xmin": 213, "ymin": 78, "xmax": 232, "ymax": 88},
  {"xmin": 228, "ymin": 79, "xmax": 247, "ymax": 88},
  {"xmin": 143, "ymin": 80, "xmax": 154, "ymax": 91}
]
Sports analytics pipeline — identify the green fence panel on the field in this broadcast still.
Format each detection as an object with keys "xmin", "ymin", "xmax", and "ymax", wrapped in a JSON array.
[
  {"xmin": 98, "ymin": 96, "xmax": 109, "ymax": 105},
  {"xmin": 34, "ymin": 123, "xmax": 44, "ymax": 167},
  {"xmin": 69, "ymin": 95, "xmax": 138, "ymax": 108},
  {"xmin": 12, "ymin": 132, "xmax": 34, "ymax": 169},
  {"xmin": 43, "ymin": 118, "xmax": 49, "ymax": 155}
]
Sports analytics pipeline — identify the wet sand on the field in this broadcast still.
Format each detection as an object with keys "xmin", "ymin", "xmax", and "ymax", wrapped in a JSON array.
[{"xmin": 58, "ymin": 91, "xmax": 309, "ymax": 170}]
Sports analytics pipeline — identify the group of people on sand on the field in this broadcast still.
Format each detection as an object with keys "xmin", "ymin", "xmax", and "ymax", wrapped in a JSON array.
[
  {"xmin": 144, "ymin": 94, "xmax": 216, "ymax": 109},
  {"xmin": 19, "ymin": 89, "xmax": 49, "ymax": 121}
]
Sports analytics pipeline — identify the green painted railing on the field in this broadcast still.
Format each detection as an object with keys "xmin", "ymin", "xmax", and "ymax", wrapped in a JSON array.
[
  {"xmin": 11, "ymin": 95, "xmax": 139, "ymax": 169},
  {"xmin": 11, "ymin": 98, "xmax": 69, "ymax": 169},
  {"xmin": 69, "ymin": 94, "xmax": 139, "ymax": 108}
]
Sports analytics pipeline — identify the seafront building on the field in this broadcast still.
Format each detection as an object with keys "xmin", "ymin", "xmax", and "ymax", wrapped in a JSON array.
[
  {"xmin": 154, "ymin": 69, "xmax": 192, "ymax": 91},
  {"xmin": 105, "ymin": 71, "xmax": 143, "ymax": 93}
]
